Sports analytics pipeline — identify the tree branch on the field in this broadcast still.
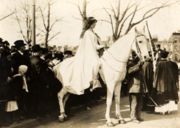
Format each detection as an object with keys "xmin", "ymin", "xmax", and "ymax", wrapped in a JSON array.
[
  {"xmin": 39, "ymin": 7, "xmax": 47, "ymax": 29},
  {"xmin": 48, "ymin": 31, "xmax": 61, "ymax": 42},
  {"xmin": 98, "ymin": 19, "xmax": 111, "ymax": 24},
  {"xmin": 0, "ymin": 11, "xmax": 15, "ymax": 21},
  {"xmin": 15, "ymin": 10, "xmax": 27, "ymax": 43},
  {"xmin": 49, "ymin": 18, "xmax": 63, "ymax": 31},
  {"xmin": 104, "ymin": 8, "xmax": 115, "ymax": 36},
  {"xmin": 124, "ymin": 3, "xmax": 170, "ymax": 35}
]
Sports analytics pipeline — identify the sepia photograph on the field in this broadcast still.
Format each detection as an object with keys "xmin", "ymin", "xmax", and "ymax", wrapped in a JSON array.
[{"xmin": 0, "ymin": 0, "xmax": 180, "ymax": 128}]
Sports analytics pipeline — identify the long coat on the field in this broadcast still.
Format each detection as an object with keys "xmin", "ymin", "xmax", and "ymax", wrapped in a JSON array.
[
  {"xmin": 0, "ymin": 55, "xmax": 12, "ymax": 100},
  {"xmin": 28, "ymin": 57, "xmax": 61, "ymax": 115},
  {"xmin": 142, "ymin": 59, "xmax": 153, "ymax": 94},
  {"xmin": 154, "ymin": 59, "xmax": 179, "ymax": 105}
]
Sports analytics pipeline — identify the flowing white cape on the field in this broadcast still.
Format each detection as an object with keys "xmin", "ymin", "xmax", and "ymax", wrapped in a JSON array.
[{"xmin": 54, "ymin": 30, "xmax": 100, "ymax": 95}]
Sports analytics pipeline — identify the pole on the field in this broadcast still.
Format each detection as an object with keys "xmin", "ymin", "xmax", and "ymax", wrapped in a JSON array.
[
  {"xmin": 146, "ymin": 21, "xmax": 155, "ymax": 60},
  {"xmin": 32, "ymin": 0, "xmax": 36, "ymax": 46},
  {"xmin": 146, "ymin": 21, "xmax": 156, "ymax": 71}
]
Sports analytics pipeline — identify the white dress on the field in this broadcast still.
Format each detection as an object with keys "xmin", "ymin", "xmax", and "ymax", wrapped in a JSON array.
[{"xmin": 56, "ymin": 30, "xmax": 100, "ymax": 95}]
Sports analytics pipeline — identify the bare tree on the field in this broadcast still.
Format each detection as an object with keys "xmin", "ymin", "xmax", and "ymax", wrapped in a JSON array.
[
  {"xmin": 0, "ymin": 12, "xmax": 15, "ymax": 21},
  {"xmin": 69, "ymin": 0, "xmax": 90, "ymax": 33},
  {"xmin": 103, "ymin": 0, "xmax": 177, "ymax": 42},
  {"xmin": 14, "ymin": 1, "xmax": 32, "ymax": 46},
  {"xmin": 77, "ymin": 0, "xmax": 88, "ymax": 30},
  {"xmin": 39, "ymin": 1, "xmax": 62, "ymax": 48}
]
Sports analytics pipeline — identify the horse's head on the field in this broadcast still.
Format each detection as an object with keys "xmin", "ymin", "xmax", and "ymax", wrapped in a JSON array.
[{"xmin": 132, "ymin": 27, "xmax": 151, "ymax": 61}]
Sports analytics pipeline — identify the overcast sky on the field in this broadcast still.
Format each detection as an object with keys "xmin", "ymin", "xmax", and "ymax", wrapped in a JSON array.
[{"xmin": 0, "ymin": 0, "xmax": 180, "ymax": 46}]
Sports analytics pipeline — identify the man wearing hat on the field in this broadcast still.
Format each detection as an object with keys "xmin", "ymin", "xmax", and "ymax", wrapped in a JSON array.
[
  {"xmin": 11, "ymin": 40, "xmax": 30, "ymax": 119},
  {"xmin": 0, "ymin": 40, "xmax": 13, "ymax": 124},
  {"xmin": 12, "ymin": 40, "xmax": 30, "ymax": 74}
]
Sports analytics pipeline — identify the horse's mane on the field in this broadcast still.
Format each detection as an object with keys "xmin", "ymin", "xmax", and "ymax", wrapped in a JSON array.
[
  {"xmin": 102, "ymin": 32, "xmax": 135, "ymax": 63},
  {"xmin": 101, "ymin": 32, "xmax": 135, "ymax": 72}
]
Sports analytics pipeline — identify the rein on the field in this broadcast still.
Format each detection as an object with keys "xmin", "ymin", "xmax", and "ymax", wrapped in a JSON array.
[
  {"xmin": 135, "ymin": 34, "xmax": 148, "ymax": 61},
  {"xmin": 102, "ymin": 36, "xmax": 142, "ymax": 64},
  {"xmin": 105, "ymin": 50, "xmax": 127, "ymax": 64}
]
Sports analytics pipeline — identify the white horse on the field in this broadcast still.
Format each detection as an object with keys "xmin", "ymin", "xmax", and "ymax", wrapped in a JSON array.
[{"xmin": 54, "ymin": 28, "xmax": 150, "ymax": 126}]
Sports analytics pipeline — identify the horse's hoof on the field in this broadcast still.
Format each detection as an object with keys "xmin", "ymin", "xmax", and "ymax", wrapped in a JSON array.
[
  {"xmin": 106, "ymin": 122, "xmax": 115, "ymax": 127},
  {"xmin": 58, "ymin": 115, "xmax": 66, "ymax": 122},
  {"xmin": 161, "ymin": 112, "xmax": 166, "ymax": 115},
  {"xmin": 58, "ymin": 117, "xmax": 64, "ymax": 122},
  {"xmin": 118, "ymin": 119, "xmax": 126, "ymax": 124}
]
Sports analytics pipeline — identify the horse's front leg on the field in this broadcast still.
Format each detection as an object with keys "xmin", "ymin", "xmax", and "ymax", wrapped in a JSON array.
[
  {"xmin": 57, "ymin": 87, "xmax": 68, "ymax": 122},
  {"xmin": 114, "ymin": 82, "xmax": 126, "ymax": 124},
  {"xmin": 105, "ymin": 84, "xmax": 115, "ymax": 127}
]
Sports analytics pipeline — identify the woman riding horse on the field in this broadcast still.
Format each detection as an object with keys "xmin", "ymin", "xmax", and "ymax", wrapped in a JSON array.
[{"xmin": 55, "ymin": 25, "xmax": 150, "ymax": 126}]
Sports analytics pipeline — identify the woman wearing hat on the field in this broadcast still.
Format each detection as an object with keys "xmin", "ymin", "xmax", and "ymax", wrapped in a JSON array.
[
  {"xmin": 59, "ymin": 17, "xmax": 103, "ymax": 95},
  {"xmin": 153, "ymin": 50, "xmax": 179, "ymax": 113}
]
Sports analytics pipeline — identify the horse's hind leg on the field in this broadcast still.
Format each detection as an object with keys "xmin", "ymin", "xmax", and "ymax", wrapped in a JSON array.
[
  {"xmin": 114, "ymin": 82, "xmax": 126, "ymax": 124},
  {"xmin": 105, "ymin": 84, "xmax": 115, "ymax": 127},
  {"xmin": 63, "ymin": 93, "xmax": 70, "ymax": 109},
  {"xmin": 57, "ymin": 87, "xmax": 68, "ymax": 122}
]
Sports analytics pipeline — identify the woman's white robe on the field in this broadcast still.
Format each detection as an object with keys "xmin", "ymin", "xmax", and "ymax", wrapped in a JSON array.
[{"xmin": 55, "ymin": 30, "xmax": 100, "ymax": 95}]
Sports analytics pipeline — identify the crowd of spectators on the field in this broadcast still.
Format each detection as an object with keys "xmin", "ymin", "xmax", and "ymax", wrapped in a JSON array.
[{"xmin": 0, "ymin": 38, "xmax": 105, "ymax": 126}]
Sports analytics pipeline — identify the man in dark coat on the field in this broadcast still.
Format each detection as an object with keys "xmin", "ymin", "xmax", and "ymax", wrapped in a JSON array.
[
  {"xmin": 11, "ymin": 40, "xmax": 30, "ymax": 118},
  {"xmin": 0, "ymin": 42, "xmax": 12, "ymax": 100},
  {"xmin": 154, "ymin": 51, "xmax": 179, "ymax": 106},
  {"xmin": 0, "ymin": 42, "xmax": 13, "ymax": 125},
  {"xmin": 28, "ymin": 45, "xmax": 61, "ymax": 117},
  {"xmin": 127, "ymin": 53, "xmax": 145, "ymax": 123},
  {"xmin": 11, "ymin": 40, "xmax": 30, "ymax": 74}
]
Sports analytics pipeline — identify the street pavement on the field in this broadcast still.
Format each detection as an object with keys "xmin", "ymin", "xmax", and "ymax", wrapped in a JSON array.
[{"xmin": 7, "ymin": 92, "xmax": 180, "ymax": 128}]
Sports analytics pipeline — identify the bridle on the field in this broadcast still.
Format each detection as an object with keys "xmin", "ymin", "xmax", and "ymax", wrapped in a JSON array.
[{"xmin": 135, "ymin": 34, "xmax": 148, "ymax": 61}]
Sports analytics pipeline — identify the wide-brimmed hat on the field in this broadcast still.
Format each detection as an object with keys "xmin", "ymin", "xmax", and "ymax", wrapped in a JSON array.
[
  {"xmin": 86, "ymin": 17, "xmax": 97, "ymax": 25},
  {"xmin": 160, "ymin": 50, "xmax": 169, "ymax": 58},
  {"xmin": 32, "ymin": 45, "xmax": 42, "ymax": 52},
  {"xmin": 31, "ymin": 45, "xmax": 42, "ymax": 56},
  {"xmin": 14, "ymin": 40, "xmax": 26, "ymax": 49}
]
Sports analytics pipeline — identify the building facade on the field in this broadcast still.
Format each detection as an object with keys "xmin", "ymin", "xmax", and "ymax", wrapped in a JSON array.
[{"xmin": 169, "ymin": 32, "xmax": 180, "ymax": 61}]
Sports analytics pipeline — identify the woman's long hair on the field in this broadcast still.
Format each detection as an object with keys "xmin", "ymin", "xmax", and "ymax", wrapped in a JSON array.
[{"xmin": 80, "ymin": 17, "xmax": 97, "ymax": 38}]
